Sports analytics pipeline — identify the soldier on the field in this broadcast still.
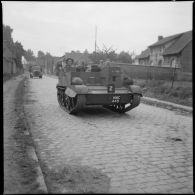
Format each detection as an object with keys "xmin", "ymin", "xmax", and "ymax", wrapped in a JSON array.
[
  {"xmin": 99, "ymin": 60, "xmax": 104, "ymax": 67},
  {"xmin": 99, "ymin": 59, "xmax": 109, "ymax": 70},
  {"xmin": 65, "ymin": 58, "xmax": 74, "ymax": 71},
  {"xmin": 66, "ymin": 58, "xmax": 74, "ymax": 65},
  {"xmin": 105, "ymin": 59, "xmax": 111, "ymax": 66}
]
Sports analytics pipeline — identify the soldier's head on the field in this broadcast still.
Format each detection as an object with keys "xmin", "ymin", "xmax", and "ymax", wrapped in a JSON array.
[
  {"xmin": 100, "ymin": 60, "xmax": 103, "ymax": 65},
  {"xmin": 66, "ymin": 58, "xmax": 74, "ymax": 66}
]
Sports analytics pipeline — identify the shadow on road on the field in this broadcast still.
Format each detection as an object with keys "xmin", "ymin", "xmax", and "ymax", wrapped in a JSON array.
[
  {"xmin": 75, "ymin": 105, "xmax": 133, "ymax": 120},
  {"xmin": 40, "ymin": 161, "xmax": 111, "ymax": 193}
]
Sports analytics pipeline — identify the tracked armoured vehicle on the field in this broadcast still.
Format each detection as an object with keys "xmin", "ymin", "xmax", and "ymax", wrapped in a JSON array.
[{"xmin": 56, "ymin": 58, "xmax": 142, "ymax": 114}]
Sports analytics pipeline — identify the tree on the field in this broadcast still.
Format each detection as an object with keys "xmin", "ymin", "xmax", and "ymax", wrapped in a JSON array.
[
  {"xmin": 106, "ymin": 50, "xmax": 117, "ymax": 62},
  {"xmin": 36, "ymin": 50, "xmax": 45, "ymax": 67},
  {"xmin": 37, "ymin": 50, "xmax": 45, "ymax": 58},
  {"xmin": 3, "ymin": 25, "xmax": 25, "ymax": 70},
  {"xmin": 83, "ymin": 49, "xmax": 89, "ymax": 54},
  {"xmin": 44, "ymin": 52, "xmax": 54, "ymax": 73},
  {"xmin": 14, "ymin": 41, "xmax": 25, "ymax": 69},
  {"xmin": 45, "ymin": 52, "xmax": 52, "ymax": 57},
  {"xmin": 24, "ymin": 49, "xmax": 36, "ymax": 61},
  {"xmin": 117, "ymin": 51, "xmax": 133, "ymax": 63},
  {"xmin": 89, "ymin": 44, "xmax": 117, "ymax": 63},
  {"xmin": 3, "ymin": 25, "xmax": 14, "ymax": 51}
]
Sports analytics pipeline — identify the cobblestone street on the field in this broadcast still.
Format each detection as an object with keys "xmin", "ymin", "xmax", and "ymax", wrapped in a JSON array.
[{"xmin": 24, "ymin": 75, "xmax": 193, "ymax": 193}]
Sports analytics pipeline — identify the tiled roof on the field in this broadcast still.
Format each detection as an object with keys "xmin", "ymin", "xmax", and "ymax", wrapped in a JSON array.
[
  {"xmin": 148, "ymin": 32, "xmax": 184, "ymax": 48},
  {"xmin": 65, "ymin": 52, "xmax": 92, "ymax": 63},
  {"xmin": 54, "ymin": 52, "xmax": 92, "ymax": 64},
  {"xmin": 53, "ymin": 56, "xmax": 62, "ymax": 64},
  {"xmin": 66, "ymin": 52, "xmax": 83, "ymax": 61},
  {"xmin": 163, "ymin": 31, "xmax": 192, "ymax": 55},
  {"xmin": 137, "ymin": 48, "xmax": 150, "ymax": 59}
]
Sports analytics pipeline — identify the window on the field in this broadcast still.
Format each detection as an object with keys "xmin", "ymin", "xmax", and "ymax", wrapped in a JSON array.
[
  {"xmin": 158, "ymin": 60, "xmax": 162, "ymax": 66},
  {"xmin": 170, "ymin": 58, "xmax": 176, "ymax": 68}
]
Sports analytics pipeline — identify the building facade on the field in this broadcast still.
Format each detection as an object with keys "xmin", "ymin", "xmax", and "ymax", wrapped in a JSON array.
[
  {"xmin": 137, "ymin": 30, "xmax": 192, "ymax": 72},
  {"xmin": 136, "ymin": 48, "xmax": 150, "ymax": 65},
  {"xmin": 3, "ymin": 46, "xmax": 17, "ymax": 74}
]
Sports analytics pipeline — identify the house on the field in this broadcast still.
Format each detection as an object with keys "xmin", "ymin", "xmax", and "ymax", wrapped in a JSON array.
[
  {"xmin": 137, "ymin": 30, "xmax": 192, "ymax": 72},
  {"xmin": 136, "ymin": 48, "xmax": 150, "ymax": 65},
  {"xmin": 162, "ymin": 31, "xmax": 192, "ymax": 72}
]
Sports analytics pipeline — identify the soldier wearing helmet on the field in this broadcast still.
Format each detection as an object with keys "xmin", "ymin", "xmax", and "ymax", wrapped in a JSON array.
[
  {"xmin": 61, "ymin": 57, "xmax": 74, "ymax": 72},
  {"xmin": 65, "ymin": 58, "xmax": 74, "ymax": 71}
]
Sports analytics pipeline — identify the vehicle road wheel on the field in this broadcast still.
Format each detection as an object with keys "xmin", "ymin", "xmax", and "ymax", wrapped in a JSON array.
[
  {"xmin": 57, "ymin": 87, "xmax": 78, "ymax": 115},
  {"xmin": 64, "ymin": 94, "xmax": 78, "ymax": 114}
]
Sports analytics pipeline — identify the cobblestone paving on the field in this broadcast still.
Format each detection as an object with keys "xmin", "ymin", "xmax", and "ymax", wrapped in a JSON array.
[{"xmin": 24, "ymin": 76, "xmax": 193, "ymax": 193}]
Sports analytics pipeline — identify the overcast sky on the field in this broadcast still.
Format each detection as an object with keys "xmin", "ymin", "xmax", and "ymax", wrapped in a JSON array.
[{"xmin": 2, "ymin": 1, "xmax": 193, "ymax": 57}]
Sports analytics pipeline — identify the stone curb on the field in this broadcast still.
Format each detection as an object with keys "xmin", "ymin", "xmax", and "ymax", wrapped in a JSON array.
[
  {"xmin": 141, "ymin": 96, "xmax": 192, "ymax": 113},
  {"xmin": 27, "ymin": 144, "xmax": 48, "ymax": 193},
  {"xmin": 22, "ymin": 75, "xmax": 48, "ymax": 193}
]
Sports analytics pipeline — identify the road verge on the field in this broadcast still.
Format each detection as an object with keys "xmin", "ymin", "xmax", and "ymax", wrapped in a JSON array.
[
  {"xmin": 4, "ymin": 74, "xmax": 48, "ymax": 194},
  {"xmin": 141, "ymin": 96, "xmax": 192, "ymax": 114}
]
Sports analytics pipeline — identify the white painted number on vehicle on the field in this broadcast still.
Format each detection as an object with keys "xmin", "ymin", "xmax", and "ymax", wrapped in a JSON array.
[
  {"xmin": 109, "ymin": 86, "xmax": 113, "ymax": 91},
  {"xmin": 112, "ymin": 96, "xmax": 120, "ymax": 103}
]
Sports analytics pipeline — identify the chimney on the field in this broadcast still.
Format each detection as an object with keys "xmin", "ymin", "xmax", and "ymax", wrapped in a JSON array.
[{"xmin": 158, "ymin": 36, "xmax": 163, "ymax": 41}]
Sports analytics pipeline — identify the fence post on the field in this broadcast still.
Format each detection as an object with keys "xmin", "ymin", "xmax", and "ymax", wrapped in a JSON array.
[
  {"xmin": 171, "ymin": 65, "xmax": 177, "ymax": 88},
  {"xmin": 150, "ymin": 65, "xmax": 152, "ymax": 80}
]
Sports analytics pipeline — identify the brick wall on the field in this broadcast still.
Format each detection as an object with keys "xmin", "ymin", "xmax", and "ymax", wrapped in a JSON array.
[
  {"xmin": 47, "ymin": 61, "xmax": 192, "ymax": 81},
  {"xmin": 111, "ymin": 63, "xmax": 192, "ymax": 81}
]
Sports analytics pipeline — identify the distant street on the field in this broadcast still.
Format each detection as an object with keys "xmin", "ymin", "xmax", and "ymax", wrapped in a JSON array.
[{"xmin": 22, "ymin": 74, "xmax": 193, "ymax": 193}]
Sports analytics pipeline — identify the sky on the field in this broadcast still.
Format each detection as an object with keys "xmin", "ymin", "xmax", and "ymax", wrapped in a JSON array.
[{"xmin": 2, "ymin": 1, "xmax": 193, "ymax": 57}]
